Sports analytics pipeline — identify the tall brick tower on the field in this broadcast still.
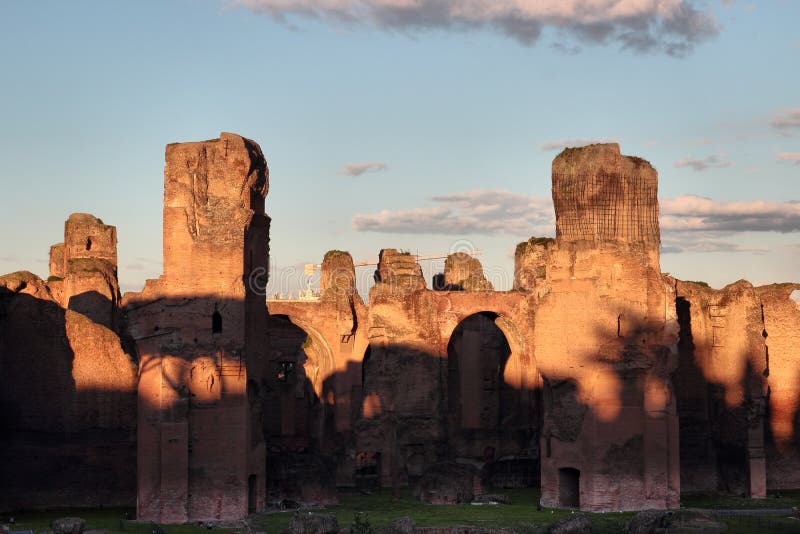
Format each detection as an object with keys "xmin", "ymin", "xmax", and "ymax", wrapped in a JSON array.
[
  {"xmin": 125, "ymin": 133, "xmax": 270, "ymax": 522},
  {"xmin": 527, "ymin": 144, "xmax": 680, "ymax": 511}
]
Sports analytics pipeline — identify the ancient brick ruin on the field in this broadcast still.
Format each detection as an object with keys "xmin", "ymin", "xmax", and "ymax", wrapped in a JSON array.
[{"xmin": 1, "ymin": 135, "xmax": 799, "ymax": 519}]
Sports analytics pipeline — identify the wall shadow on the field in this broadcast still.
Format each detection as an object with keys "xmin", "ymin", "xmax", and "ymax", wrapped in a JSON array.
[
  {"xmin": 1, "ymin": 282, "xmax": 794, "ymax": 515},
  {"xmin": 0, "ymin": 287, "xmax": 137, "ymax": 512}
]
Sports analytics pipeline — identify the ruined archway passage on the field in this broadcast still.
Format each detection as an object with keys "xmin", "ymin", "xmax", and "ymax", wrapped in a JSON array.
[
  {"xmin": 262, "ymin": 315, "xmax": 335, "ymax": 449},
  {"xmin": 260, "ymin": 314, "xmax": 339, "ymax": 504},
  {"xmin": 446, "ymin": 312, "xmax": 541, "ymax": 488}
]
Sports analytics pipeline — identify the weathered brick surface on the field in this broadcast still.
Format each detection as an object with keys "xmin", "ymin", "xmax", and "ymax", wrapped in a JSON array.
[
  {"xmin": 3, "ymin": 137, "xmax": 800, "ymax": 519},
  {"xmin": 757, "ymin": 283, "xmax": 800, "ymax": 489},
  {"xmin": 124, "ymin": 132, "xmax": 270, "ymax": 522},
  {"xmin": 552, "ymin": 143, "xmax": 659, "ymax": 247},
  {"xmin": 673, "ymin": 280, "xmax": 769, "ymax": 497},
  {"xmin": 534, "ymin": 144, "xmax": 679, "ymax": 511}
]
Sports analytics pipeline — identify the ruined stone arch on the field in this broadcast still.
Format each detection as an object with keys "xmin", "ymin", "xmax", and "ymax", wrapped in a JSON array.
[
  {"xmin": 443, "ymin": 309, "xmax": 538, "ymax": 391},
  {"xmin": 445, "ymin": 311, "xmax": 541, "ymax": 469},
  {"xmin": 269, "ymin": 314, "xmax": 335, "ymax": 400}
]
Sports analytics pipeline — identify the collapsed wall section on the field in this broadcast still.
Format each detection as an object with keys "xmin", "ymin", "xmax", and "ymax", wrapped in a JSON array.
[{"xmin": 672, "ymin": 280, "xmax": 768, "ymax": 498}]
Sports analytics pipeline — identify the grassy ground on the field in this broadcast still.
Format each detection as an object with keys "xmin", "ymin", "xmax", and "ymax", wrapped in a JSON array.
[
  {"xmin": 4, "ymin": 490, "xmax": 800, "ymax": 534},
  {"xmin": 681, "ymin": 489, "xmax": 800, "ymax": 510},
  {"xmin": 722, "ymin": 516, "xmax": 800, "ymax": 534},
  {"xmin": 250, "ymin": 489, "xmax": 632, "ymax": 534},
  {"xmin": 0, "ymin": 508, "xmax": 232, "ymax": 534}
]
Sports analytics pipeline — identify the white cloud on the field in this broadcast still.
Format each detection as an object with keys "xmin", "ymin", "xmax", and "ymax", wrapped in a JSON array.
[
  {"xmin": 661, "ymin": 238, "xmax": 768, "ymax": 255},
  {"xmin": 771, "ymin": 108, "xmax": 800, "ymax": 130},
  {"xmin": 661, "ymin": 195, "xmax": 800, "ymax": 233},
  {"xmin": 232, "ymin": 0, "xmax": 719, "ymax": 56},
  {"xmin": 674, "ymin": 154, "xmax": 731, "ymax": 171},
  {"xmin": 353, "ymin": 188, "xmax": 554, "ymax": 235},
  {"xmin": 539, "ymin": 138, "xmax": 617, "ymax": 151},
  {"xmin": 353, "ymin": 190, "xmax": 800, "ymax": 254},
  {"xmin": 776, "ymin": 152, "xmax": 800, "ymax": 165},
  {"xmin": 340, "ymin": 161, "xmax": 387, "ymax": 176}
]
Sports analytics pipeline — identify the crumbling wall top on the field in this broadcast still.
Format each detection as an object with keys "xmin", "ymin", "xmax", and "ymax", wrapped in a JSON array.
[
  {"xmin": 320, "ymin": 250, "xmax": 356, "ymax": 298},
  {"xmin": 443, "ymin": 252, "xmax": 493, "ymax": 291},
  {"xmin": 374, "ymin": 249, "xmax": 425, "ymax": 291},
  {"xmin": 552, "ymin": 143, "xmax": 659, "ymax": 248},
  {"xmin": 64, "ymin": 212, "xmax": 117, "ymax": 268},
  {"xmin": 165, "ymin": 132, "xmax": 268, "ymax": 206},
  {"xmin": 161, "ymin": 132, "xmax": 269, "ymax": 291}
]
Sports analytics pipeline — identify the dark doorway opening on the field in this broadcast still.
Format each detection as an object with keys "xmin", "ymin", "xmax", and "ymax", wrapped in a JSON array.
[
  {"xmin": 559, "ymin": 467, "xmax": 580, "ymax": 508},
  {"xmin": 355, "ymin": 450, "xmax": 382, "ymax": 493},
  {"xmin": 248, "ymin": 474, "xmax": 257, "ymax": 513},
  {"xmin": 447, "ymin": 312, "xmax": 514, "ymax": 458}
]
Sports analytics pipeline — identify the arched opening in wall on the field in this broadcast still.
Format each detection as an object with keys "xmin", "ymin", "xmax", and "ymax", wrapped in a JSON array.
[
  {"xmin": 212, "ymin": 311, "xmax": 222, "ymax": 334},
  {"xmin": 262, "ymin": 314, "xmax": 338, "ymax": 503},
  {"xmin": 558, "ymin": 467, "xmax": 580, "ymax": 508},
  {"xmin": 263, "ymin": 315, "xmax": 335, "ymax": 447},
  {"xmin": 447, "ymin": 312, "xmax": 540, "ymax": 488},
  {"xmin": 85, "ymin": 237, "xmax": 92, "ymax": 251}
]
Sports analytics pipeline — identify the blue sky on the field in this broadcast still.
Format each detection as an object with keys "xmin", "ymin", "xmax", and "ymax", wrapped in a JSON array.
[{"xmin": 0, "ymin": 0, "xmax": 798, "ymax": 295}]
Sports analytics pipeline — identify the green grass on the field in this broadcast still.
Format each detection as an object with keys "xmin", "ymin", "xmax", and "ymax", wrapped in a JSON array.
[
  {"xmin": 250, "ymin": 489, "xmax": 633, "ymax": 534},
  {"xmin": 0, "ymin": 508, "xmax": 229, "ymax": 534},
  {"xmin": 6, "ymin": 491, "xmax": 800, "ymax": 534},
  {"xmin": 721, "ymin": 516, "xmax": 800, "ymax": 533},
  {"xmin": 681, "ymin": 490, "xmax": 800, "ymax": 510}
]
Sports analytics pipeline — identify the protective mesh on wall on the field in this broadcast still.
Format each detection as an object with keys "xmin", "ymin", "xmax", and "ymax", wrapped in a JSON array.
[{"xmin": 553, "ymin": 171, "xmax": 660, "ymax": 246}]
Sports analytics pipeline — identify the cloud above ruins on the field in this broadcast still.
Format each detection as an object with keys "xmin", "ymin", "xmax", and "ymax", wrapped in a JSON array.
[
  {"xmin": 674, "ymin": 154, "xmax": 731, "ymax": 171},
  {"xmin": 770, "ymin": 108, "xmax": 800, "ymax": 132},
  {"xmin": 660, "ymin": 195, "xmax": 800, "ymax": 233},
  {"xmin": 352, "ymin": 189, "xmax": 554, "ymax": 235},
  {"xmin": 340, "ymin": 161, "xmax": 388, "ymax": 176},
  {"xmin": 231, "ymin": 0, "xmax": 720, "ymax": 55},
  {"xmin": 660, "ymin": 238, "xmax": 768, "ymax": 255},
  {"xmin": 353, "ymin": 190, "xmax": 800, "ymax": 252},
  {"xmin": 776, "ymin": 152, "xmax": 800, "ymax": 165}
]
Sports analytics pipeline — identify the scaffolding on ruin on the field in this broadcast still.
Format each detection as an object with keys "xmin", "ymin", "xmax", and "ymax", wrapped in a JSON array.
[{"xmin": 553, "ymin": 171, "xmax": 660, "ymax": 246}]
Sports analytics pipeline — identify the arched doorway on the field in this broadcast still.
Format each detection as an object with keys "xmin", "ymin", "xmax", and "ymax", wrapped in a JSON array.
[
  {"xmin": 558, "ymin": 467, "xmax": 580, "ymax": 508},
  {"xmin": 446, "ymin": 312, "xmax": 541, "ymax": 488},
  {"xmin": 448, "ymin": 313, "xmax": 511, "ymax": 440},
  {"xmin": 262, "ymin": 314, "xmax": 339, "ymax": 504},
  {"xmin": 264, "ymin": 314, "xmax": 336, "ymax": 449}
]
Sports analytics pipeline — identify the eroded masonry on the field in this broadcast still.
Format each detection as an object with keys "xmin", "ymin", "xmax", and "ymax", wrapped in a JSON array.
[{"xmin": 2, "ymin": 134, "xmax": 799, "ymax": 519}]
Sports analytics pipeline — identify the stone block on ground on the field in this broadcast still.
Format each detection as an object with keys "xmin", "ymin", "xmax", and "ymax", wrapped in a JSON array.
[
  {"xmin": 548, "ymin": 514, "xmax": 592, "ymax": 534},
  {"xmin": 472, "ymin": 494, "xmax": 512, "ymax": 505},
  {"xmin": 51, "ymin": 518, "xmax": 85, "ymax": 534},
  {"xmin": 627, "ymin": 509, "xmax": 724, "ymax": 534},
  {"xmin": 286, "ymin": 511, "xmax": 339, "ymax": 534}
]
